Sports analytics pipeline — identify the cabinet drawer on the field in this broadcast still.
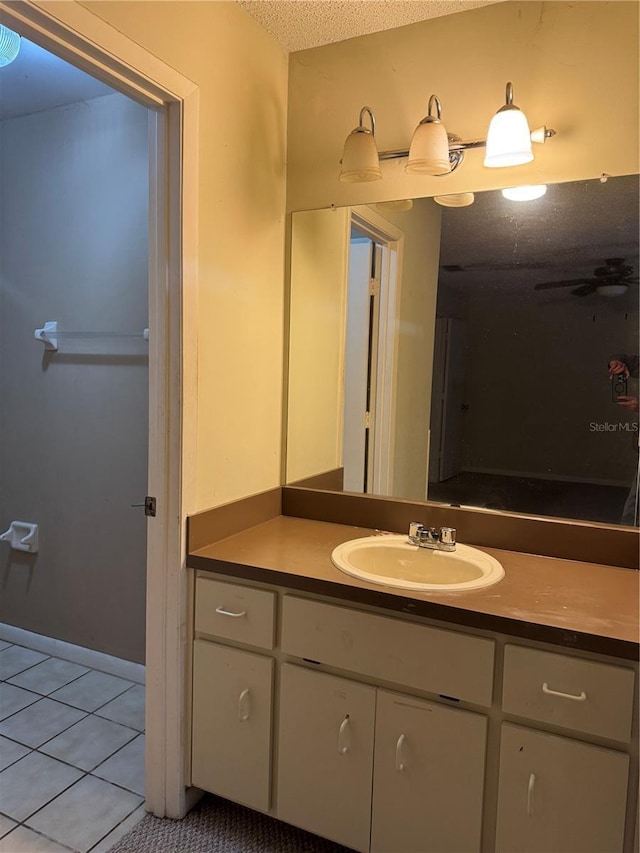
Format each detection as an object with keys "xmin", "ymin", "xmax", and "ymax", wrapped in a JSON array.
[
  {"xmin": 281, "ymin": 596, "xmax": 494, "ymax": 706},
  {"xmin": 502, "ymin": 644, "xmax": 635, "ymax": 742},
  {"xmin": 195, "ymin": 578, "xmax": 275, "ymax": 649}
]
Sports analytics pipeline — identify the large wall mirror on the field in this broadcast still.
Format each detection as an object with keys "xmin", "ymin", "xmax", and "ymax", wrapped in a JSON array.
[{"xmin": 286, "ymin": 174, "xmax": 639, "ymax": 527}]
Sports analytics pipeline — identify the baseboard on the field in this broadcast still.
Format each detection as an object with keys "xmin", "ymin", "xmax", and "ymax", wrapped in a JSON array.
[
  {"xmin": 0, "ymin": 623, "xmax": 145, "ymax": 685},
  {"xmin": 462, "ymin": 467, "xmax": 629, "ymax": 488}
]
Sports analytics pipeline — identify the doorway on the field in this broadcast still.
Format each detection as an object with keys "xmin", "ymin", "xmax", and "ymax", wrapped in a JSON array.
[
  {"xmin": 0, "ymin": 0, "xmax": 197, "ymax": 822},
  {"xmin": 0, "ymin": 36, "xmax": 152, "ymax": 851},
  {"xmin": 342, "ymin": 210, "xmax": 403, "ymax": 496}
]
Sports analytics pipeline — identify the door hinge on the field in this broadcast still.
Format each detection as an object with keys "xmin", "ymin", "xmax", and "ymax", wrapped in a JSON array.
[
  {"xmin": 364, "ymin": 411, "xmax": 371, "ymax": 429},
  {"xmin": 368, "ymin": 278, "xmax": 378, "ymax": 296}
]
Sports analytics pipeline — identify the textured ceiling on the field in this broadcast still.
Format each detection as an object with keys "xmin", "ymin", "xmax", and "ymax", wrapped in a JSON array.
[{"xmin": 237, "ymin": 0, "xmax": 502, "ymax": 52}]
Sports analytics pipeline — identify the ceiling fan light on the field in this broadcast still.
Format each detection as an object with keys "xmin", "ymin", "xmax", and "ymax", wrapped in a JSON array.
[
  {"xmin": 502, "ymin": 185, "xmax": 547, "ymax": 201},
  {"xmin": 596, "ymin": 283, "xmax": 628, "ymax": 297},
  {"xmin": 0, "ymin": 24, "xmax": 21, "ymax": 68}
]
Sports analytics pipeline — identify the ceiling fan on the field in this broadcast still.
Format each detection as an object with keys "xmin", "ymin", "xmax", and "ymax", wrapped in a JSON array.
[{"xmin": 533, "ymin": 258, "xmax": 638, "ymax": 297}]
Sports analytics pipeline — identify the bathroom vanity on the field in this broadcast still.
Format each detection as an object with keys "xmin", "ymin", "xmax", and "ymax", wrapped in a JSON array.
[{"xmin": 187, "ymin": 503, "xmax": 639, "ymax": 853}]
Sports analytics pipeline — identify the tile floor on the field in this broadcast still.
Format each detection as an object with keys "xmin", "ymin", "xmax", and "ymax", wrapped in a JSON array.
[{"xmin": 0, "ymin": 641, "xmax": 146, "ymax": 852}]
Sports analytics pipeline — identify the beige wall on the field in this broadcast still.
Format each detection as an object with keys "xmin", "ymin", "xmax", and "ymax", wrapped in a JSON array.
[
  {"xmin": 287, "ymin": 1, "xmax": 639, "ymax": 212},
  {"xmin": 0, "ymin": 94, "xmax": 149, "ymax": 662},
  {"xmin": 287, "ymin": 208, "xmax": 349, "ymax": 481},
  {"xmin": 82, "ymin": 0, "xmax": 288, "ymax": 511}
]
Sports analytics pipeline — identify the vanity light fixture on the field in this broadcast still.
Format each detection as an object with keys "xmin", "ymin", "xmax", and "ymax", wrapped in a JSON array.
[
  {"xmin": 501, "ymin": 184, "xmax": 548, "ymax": 201},
  {"xmin": 0, "ymin": 24, "xmax": 20, "ymax": 67},
  {"xmin": 434, "ymin": 192, "xmax": 475, "ymax": 208},
  {"xmin": 484, "ymin": 82, "xmax": 534, "ymax": 168},
  {"xmin": 339, "ymin": 81, "xmax": 555, "ymax": 183},
  {"xmin": 406, "ymin": 96, "xmax": 451, "ymax": 176},
  {"xmin": 339, "ymin": 106, "xmax": 382, "ymax": 183}
]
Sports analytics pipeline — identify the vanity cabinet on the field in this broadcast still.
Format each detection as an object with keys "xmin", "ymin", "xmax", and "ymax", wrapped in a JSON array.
[
  {"xmin": 277, "ymin": 664, "xmax": 376, "ymax": 852},
  {"xmin": 495, "ymin": 723, "xmax": 629, "ymax": 853},
  {"xmin": 276, "ymin": 665, "xmax": 487, "ymax": 853},
  {"xmin": 370, "ymin": 689, "xmax": 486, "ymax": 853},
  {"xmin": 190, "ymin": 573, "xmax": 637, "ymax": 853},
  {"xmin": 191, "ymin": 579, "xmax": 276, "ymax": 811}
]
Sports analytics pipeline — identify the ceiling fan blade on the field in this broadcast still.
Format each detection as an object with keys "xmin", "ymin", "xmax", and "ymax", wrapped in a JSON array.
[
  {"xmin": 534, "ymin": 278, "xmax": 595, "ymax": 290},
  {"xmin": 571, "ymin": 283, "xmax": 598, "ymax": 297}
]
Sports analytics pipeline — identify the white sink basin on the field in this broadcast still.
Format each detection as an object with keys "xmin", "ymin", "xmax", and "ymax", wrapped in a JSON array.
[{"xmin": 331, "ymin": 534, "xmax": 504, "ymax": 592}]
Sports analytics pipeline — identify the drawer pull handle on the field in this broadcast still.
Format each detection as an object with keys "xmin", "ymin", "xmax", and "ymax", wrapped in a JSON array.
[
  {"xmin": 215, "ymin": 606, "xmax": 247, "ymax": 618},
  {"xmin": 395, "ymin": 733, "xmax": 406, "ymax": 772},
  {"xmin": 527, "ymin": 773, "xmax": 535, "ymax": 816},
  {"xmin": 338, "ymin": 715, "xmax": 350, "ymax": 755},
  {"xmin": 542, "ymin": 682, "xmax": 587, "ymax": 702},
  {"xmin": 238, "ymin": 688, "xmax": 250, "ymax": 722}
]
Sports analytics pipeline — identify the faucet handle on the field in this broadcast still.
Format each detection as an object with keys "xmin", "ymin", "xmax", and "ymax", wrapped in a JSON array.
[
  {"xmin": 440, "ymin": 527, "xmax": 457, "ymax": 547},
  {"xmin": 408, "ymin": 521, "xmax": 424, "ymax": 544}
]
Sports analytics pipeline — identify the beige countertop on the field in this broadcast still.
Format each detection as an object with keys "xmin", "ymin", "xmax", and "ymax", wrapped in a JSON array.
[{"xmin": 188, "ymin": 515, "xmax": 640, "ymax": 660}]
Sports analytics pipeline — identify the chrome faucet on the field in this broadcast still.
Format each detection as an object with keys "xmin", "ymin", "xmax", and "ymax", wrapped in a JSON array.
[{"xmin": 408, "ymin": 522, "xmax": 457, "ymax": 552}]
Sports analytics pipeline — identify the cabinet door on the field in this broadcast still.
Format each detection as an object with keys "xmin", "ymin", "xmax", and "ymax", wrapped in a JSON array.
[
  {"xmin": 496, "ymin": 723, "xmax": 629, "ymax": 853},
  {"xmin": 276, "ymin": 664, "xmax": 376, "ymax": 853},
  {"xmin": 371, "ymin": 689, "xmax": 487, "ymax": 853},
  {"xmin": 191, "ymin": 640, "xmax": 273, "ymax": 812}
]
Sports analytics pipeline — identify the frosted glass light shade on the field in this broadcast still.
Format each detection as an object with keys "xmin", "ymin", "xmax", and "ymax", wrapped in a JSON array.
[
  {"xmin": 0, "ymin": 25, "xmax": 20, "ymax": 68},
  {"xmin": 406, "ymin": 120, "xmax": 451, "ymax": 176},
  {"xmin": 434, "ymin": 192, "xmax": 475, "ymax": 208},
  {"xmin": 502, "ymin": 184, "xmax": 547, "ymax": 201},
  {"xmin": 340, "ymin": 130, "xmax": 382, "ymax": 183},
  {"xmin": 484, "ymin": 108, "xmax": 533, "ymax": 168}
]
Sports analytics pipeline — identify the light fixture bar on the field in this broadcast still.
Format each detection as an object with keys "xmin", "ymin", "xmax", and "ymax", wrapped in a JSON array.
[{"xmin": 379, "ymin": 127, "xmax": 555, "ymax": 163}]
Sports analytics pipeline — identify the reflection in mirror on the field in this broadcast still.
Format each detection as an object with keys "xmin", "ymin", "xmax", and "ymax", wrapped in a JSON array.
[{"xmin": 286, "ymin": 175, "xmax": 639, "ymax": 527}]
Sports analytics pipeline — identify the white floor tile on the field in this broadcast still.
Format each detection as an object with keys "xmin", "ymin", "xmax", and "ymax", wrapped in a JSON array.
[
  {"xmin": 89, "ymin": 804, "xmax": 146, "ymax": 853},
  {"xmin": 0, "ymin": 815, "xmax": 16, "ymax": 840},
  {"xmin": 0, "ymin": 642, "xmax": 11, "ymax": 653},
  {"xmin": 41, "ymin": 714, "xmax": 137, "ymax": 771},
  {"xmin": 95, "ymin": 685, "xmax": 145, "ymax": 731},
  {"xmin": 0, "ymin": 683, "xmax": 40, "ymax": 721},
  {"xmin": 26, "ymin": 775, "xmax": 143, "ymax": 853},
  {"xmin": 0, "ymin": 697, "xmax": 86, "ymax": 747},
  {"xmin": 0, "ymin": 826, "xmax": 70, "ymax": 852},
  {"xmin": 0, "ymin": 646, "xmax": 48, "ymax": 680},
  {"xmin": 93, "ymin": 734, "xmax": 145, "ymax": 796},
  {"xmin": 0, "ymin": 734, "xmax": 31, "ymax": 772},
  {"xmin": 0, "ymin": 750, "xmax": 83, "ymax": 821},
  {"xmin": 8, "ymin": 657, "xmax": 89, "ymax": 696},
  {"xmin": 51, "ymin": 671, "xmax": 134, "ymax": 713}
]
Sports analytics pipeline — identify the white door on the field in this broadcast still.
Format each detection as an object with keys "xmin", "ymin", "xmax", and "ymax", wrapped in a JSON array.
[
  {"xmin": 371, "ymin": 689, "xmax": 487, "ymax": 853},
  {"xmin": 276, "ymin": 664, "xmax": 376, "ymax": 852},
  {"xmin": 495, "ymin": 723, "xmax": 629, "ymax": 853},
  {"xmin": 343, "ymin": 239, "xmax": 372, "ymax": 492}
]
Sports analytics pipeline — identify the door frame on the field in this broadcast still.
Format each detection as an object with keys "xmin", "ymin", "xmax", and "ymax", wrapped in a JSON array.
[
  {"xmin": 0, "ymin": 0, "xmax": 198, "ymax": 818},
  {"xmin": 350, "ymin": 207, "xmax": 404, "ymax": 495}
]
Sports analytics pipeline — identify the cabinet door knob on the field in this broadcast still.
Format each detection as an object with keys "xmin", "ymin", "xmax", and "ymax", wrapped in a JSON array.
[
  {"xmin": 527, "ymin": 773, "xmax": 536, "ymax": 816},
  {"xmin": 395, "ymin": 733, "xmax": 406, "ymax": 772},
  {"xmin": 338, "ymin": 715, "xmax": 350, "ymax": 755},
  {"xmin": 215, "ymin": 606, "xmax": 247, "ymax": 618},
  {"xmin": 238, "ymin": 688, "xmax": 250, "ymax": 722},
  {"xmin": 542, "ymin": 682, "xmax": 587, "ymax": 702}
]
